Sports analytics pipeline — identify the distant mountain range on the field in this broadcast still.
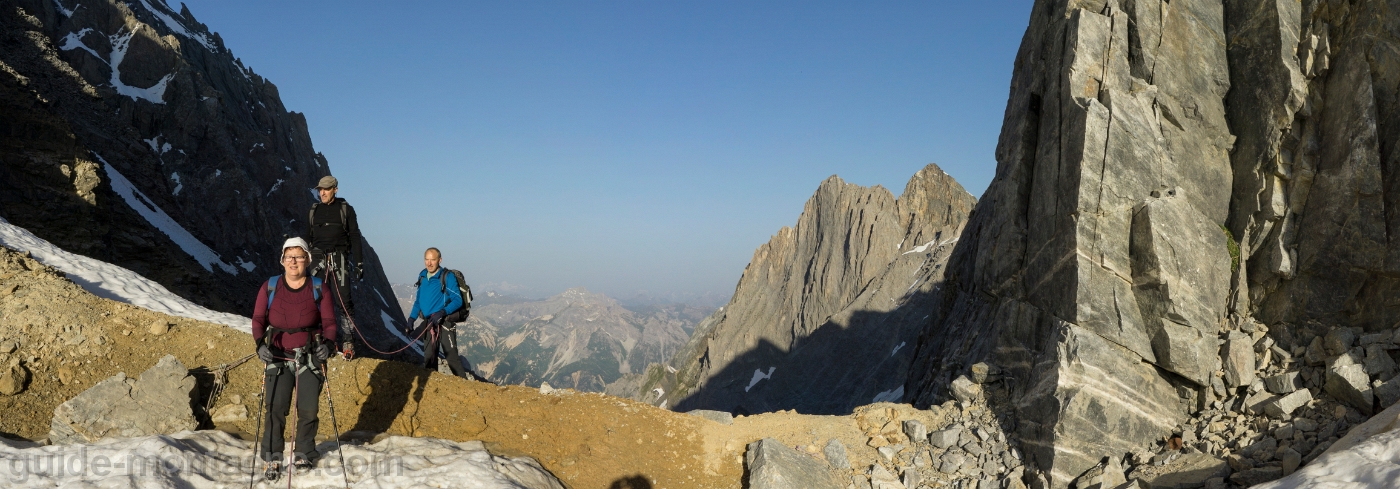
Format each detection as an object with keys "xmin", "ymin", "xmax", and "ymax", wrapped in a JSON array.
[{"xmin": 391, "ymin": 285, "xmax": 710, "ymax": 391}]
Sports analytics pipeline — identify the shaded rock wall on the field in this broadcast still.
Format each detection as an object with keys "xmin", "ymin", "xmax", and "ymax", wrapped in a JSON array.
[
  {"xmin": 632, "ymin": 164, "xmax": 975, "ymax": 415},
  {"xmin": 903, "ymin": 0, "xmax": 1400, "ymax": 487},
  {"xmin": 0, "ymin": 1, "xmax": 407, "ymax": 351}
]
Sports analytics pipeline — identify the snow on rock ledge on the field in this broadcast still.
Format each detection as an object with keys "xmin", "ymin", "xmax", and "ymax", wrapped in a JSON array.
[
  {"xmin": 0, "ymin": 216, "xmax": 251, "ymax": 331},
  {"xmin": 0, "ymin": 430, "xmax": 565, "ymax": 488}
]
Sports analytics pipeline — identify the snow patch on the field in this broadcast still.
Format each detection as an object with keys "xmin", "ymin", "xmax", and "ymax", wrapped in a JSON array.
[
  {"xmin": 52, "ymin": 0, "xmax": 77, "ymax": 17},
  {"xmin": 134, "ymin": 0, "xmax": 215, "ymax": 50},
  {"xmin": 107, "ymin": 31, "xmax": 174, "ymax": 104},
  {"xmin": 891, "ymin": 341, "xmax": 906, "ymax": 357},
  {"xmin": 57, "ymin": 28, "xmax": 98, "ymax": 59},
  {"xmin": 0, "ymin": 215, "xmax": 250, "ymax": 331},
  {"xmin": 903, "ymin": 237, "xmax": 959, "ymax": 255},
  {"xmin": 214, "ymin": 169, "xmax": 221, "ymax": 177},
  {"xmin": 745, "ymin": 367, "xmax": 775, "ymax": 393},
  {"xmin": 99, "ymin": 156, "xmax": 238, "ymax": 275},
  {"xmin": 651, "ymin": 387, "xmax": 664, "ymax": 398},
  {"xmin": 1256, "ymin": 427, "xmax": 1400, "ymax": 488},
  {"xmin": 381, "ymin": 310, "xmax": 425, "ymax": 356},
  {"xmin": 169, "ymin": 172, "xmax": 182, "ymax": 195},
  {"xmin": 235, "ymin": 256, "xmax": 255, "ymax": 272},
  {"xmin": 0, "ymin": 430, "xmax": 562, "ymax": 488},
  {"xmin": 266, "ymin": 179, "xmax": 284, "ymax": 197},
  {"xmin": 872, "ymin": 386, "xmax": 905, "ymax": 403}
]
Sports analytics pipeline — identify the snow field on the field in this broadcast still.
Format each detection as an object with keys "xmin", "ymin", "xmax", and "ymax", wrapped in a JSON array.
[
  {"xmin": 99, "ymin": 157, "xmax": 240, "ymax": 275},
  {"xmin": 0, "ymin": 430, "xmax": 561, "ymax": 488}
]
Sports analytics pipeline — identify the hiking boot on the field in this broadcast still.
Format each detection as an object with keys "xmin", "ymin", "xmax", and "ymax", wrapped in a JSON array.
[
  {"xmin": 292, "ymin": 453, "xmax": 317, "ymax": 471},
  {"xmin": 341, "ymin": 340, "xmax": 355, "ymax": 360},
  {"xmin": 263, "ymin": 461, "xmax": 283, "ymax": 481}
]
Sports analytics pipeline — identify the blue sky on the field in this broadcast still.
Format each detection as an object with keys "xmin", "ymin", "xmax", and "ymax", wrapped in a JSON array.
[{"xmin": 179, "ymin": 0, "xmax": 1031, "ymax": 301}]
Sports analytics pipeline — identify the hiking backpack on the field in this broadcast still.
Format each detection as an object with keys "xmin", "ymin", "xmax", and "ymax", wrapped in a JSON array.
[{"xmin": 415, "ymin": 269, "xmax": 473, "ymax": 323}]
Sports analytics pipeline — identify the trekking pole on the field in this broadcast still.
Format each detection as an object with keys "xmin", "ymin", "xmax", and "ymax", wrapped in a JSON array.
[
  {"xmin": 288, "ymin": 347, "xmax": 302, "ymax": 489},
  {"xmin": 316, "ymin": 334, "xmax": 352, "ymax": 489},
  {"xmin": 249, "ymin": 373, "xmax": 266, "ymax": 489}
]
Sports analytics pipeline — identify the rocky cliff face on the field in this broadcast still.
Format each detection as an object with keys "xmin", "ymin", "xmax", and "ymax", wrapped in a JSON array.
[
  {"xmin": 903, "ymin": 0, "xmax": 1400, "ymax": 487},
  {"xmin": 631, "ymin": 164, "xmax": 975, "ymax": 415},
  {"xmin": 455, "ymin": 287, "xmax": 704, "ymax": 391},
  {"xmin": 0, "ymin": 1, "xmax": 407, "ymax": 350}
]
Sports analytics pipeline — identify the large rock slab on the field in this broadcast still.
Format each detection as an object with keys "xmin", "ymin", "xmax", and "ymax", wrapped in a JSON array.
[
  {"xmin": 745, "ymin": 438, "xmax": 843, "ymax": 489},
  {"xmin": 49, "ymin": 355, "xmax": 197, "ymax": 444},
  {"xmin": 1131, "ymin": 191, "xmax": 1231, "ymax": 385}
]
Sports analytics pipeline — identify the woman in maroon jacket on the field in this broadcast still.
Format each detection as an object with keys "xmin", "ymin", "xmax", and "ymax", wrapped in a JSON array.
[{"xmin": 251, "ymin": 237, "xmax": 337, "ymax": 480}]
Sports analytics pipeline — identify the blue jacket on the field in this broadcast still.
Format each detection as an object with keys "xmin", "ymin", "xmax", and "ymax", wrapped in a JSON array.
[{"xmin": 409, "ymin": 268, "xmax": 463, "ymax": 320}]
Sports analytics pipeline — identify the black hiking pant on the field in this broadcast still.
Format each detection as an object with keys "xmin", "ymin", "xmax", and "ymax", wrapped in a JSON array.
[
  {"xmin": 312, "ymin": 250, "xmax": 356, "ymax": 345},
  {"xmin": 261, "ymin": 358, "xmax": 323, "ymax": 463},
  {"xmin": 421, "ymin": 319, "xmax": 469, "ymax": 379}
]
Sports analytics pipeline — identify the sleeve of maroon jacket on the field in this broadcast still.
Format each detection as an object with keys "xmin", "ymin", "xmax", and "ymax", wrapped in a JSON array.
[
  {"xmin": 319, "ymin": 281, "xmax": 338, "ymax": 343},
  {"xmin": 252, "ymin": 280, "xmax": 269, "ymax": 345}
]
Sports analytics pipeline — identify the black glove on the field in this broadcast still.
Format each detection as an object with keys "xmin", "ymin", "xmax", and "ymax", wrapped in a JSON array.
[
  {"xmin": 427, "ymin": 311, "xmax": 446, "ymax": 327},
  {"xmin": 257, "ymin": 343, "xmax": 275, "ymax": 364},
  {"xmin": 356, "ymin": 264, "xmax": 364, "ymax": 281},
  {"xmin": 315, "ymin": 339, "xmax": 333, "ymax": 362}
]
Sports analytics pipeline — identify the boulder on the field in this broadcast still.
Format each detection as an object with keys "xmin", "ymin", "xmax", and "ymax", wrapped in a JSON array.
[
  {"xmin": 1325, "ymin": 362, "xmax": 1374, "ymax": 414},
  {"xmin": 1376, "ymin": 376, "xmax": 1400, "ymax": 408},
  {"xmin": 823, "ymin": 439, "xmax": 850, "ymax": 470},
  {"xmin": 1264, "ymin": 372, "xmax": 1299, "ymax": 394},
  {"xmin": 931, "ymin": 425, "xmax": 962, "ymax": 449},
  {"xmin": 1072, "ymin": 457, "xmax": 1126, "ymax": 489},
  {"xmin": 1222, "ymin": 333, "xmax": 1257, "ymax": 388},
  {"xmin": 1304, "ymin": 337, "xmax": 1327, "ymax": 366},
  {"xmin": 745, "ymin": 438, "xmax": 843, "ymax": 489},
  {"xmin": 869, "ymin": 464, "xmax": 905, "ymax": 489},
  {"xmin": 902, "ymin": 420, "xmax": 927, "ymax": 443},
  {"xmin": 686, "ymin": 409, "xmax": 734, "ymax": 425},
  {"xmin": 1324, "ymin": 328, "xmax": 1357, "ymax": 356},
  {"xmin": 210, "ymin": 403, "xmax": 247, "ymax": 424},
  {"xmin": 0, "ymin": 362, "xmax": 28, "ymax": 395},
  {"xmin": 1364, "ymin": 344, "xmax": 1397, "ymax": 378},
  {"xmin": 970, "ymin": 362, "xmax": 1000, "ymax": 384},
  {"xmin": 950, "ymin": 375, "xmax": 981, "ymax": 402},
  {"xmin": 1264, "ymin": 389, "xmax": 1313, "ymax": 418},
  {"xmin": 49, "ymin": 355, "xmax": 197, "ymax": 444}
]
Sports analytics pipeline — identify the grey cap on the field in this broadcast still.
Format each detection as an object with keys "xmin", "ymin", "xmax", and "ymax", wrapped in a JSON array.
[{"xmin": 316, "ymin": 175, "xmax": 338, "ymax": 189}]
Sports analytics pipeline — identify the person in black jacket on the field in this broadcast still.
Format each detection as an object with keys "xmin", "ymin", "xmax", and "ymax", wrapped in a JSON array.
[{"xmin": 307, "ymin": 175, "xmax": 363, "ymax": 358}]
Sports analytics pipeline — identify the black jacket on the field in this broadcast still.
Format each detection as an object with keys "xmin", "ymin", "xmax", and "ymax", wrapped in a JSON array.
[{"xmin": 307, "ymin": 198, "xmax": 363, "ymax": 266}]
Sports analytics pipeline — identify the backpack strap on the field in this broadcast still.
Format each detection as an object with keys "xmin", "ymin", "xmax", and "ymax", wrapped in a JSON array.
[
  {"xmin": 308, "ymin": 205, "xmax": 317, "ymax": 232},
  {"xmin": 266, "ymin": 276, "xmax": 280, "ymax": 311},
  {"xmin": 268, "ymin": 276, "xmax": 322, "ymax": 310},
  {"xmin": 338, "ymin": 200, "xmax": 348, "ymax": 229},
  {"xmin": 439, "ymin": 269, "xmax": 449, "ymax": 295}
]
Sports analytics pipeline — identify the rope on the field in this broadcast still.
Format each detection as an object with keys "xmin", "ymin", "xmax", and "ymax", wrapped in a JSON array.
[{"xmin": 323, "ymin": 257, "xmax": 429, "ymax": 356}]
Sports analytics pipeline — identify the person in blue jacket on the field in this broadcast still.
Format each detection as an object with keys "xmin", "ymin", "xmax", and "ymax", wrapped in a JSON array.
[{"xmin": 407, "ymin": 247, "xmax": 470, "ymax": 379}]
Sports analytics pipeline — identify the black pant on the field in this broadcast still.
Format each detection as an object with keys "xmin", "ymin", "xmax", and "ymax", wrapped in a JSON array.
[
  {"xmin": 422, "ymin": 320, "xmax": 468, "ymax": 379},
  {"xmin": 261, "ymin": 359, "xmax": 322, "ymax": 462},
  {"xmin": 313, "ymin": 251, "xmax": 355, "ymax": 343}
]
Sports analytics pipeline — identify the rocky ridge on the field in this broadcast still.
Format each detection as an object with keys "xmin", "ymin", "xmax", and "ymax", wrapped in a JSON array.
[
  {"xmin": 456, "ymin": 287, "xmax": 705, "ymax": 391},
  {"xmin": 625, "ymin": 163, "xmax": 976, "ymax": 415},
  {"xmin": 901, "ymin": 0, "xmax": 1400, "ymax": 487},
  {"xmin": 0, "ymin": 1, "xmax": 407, "ymax": 348}
]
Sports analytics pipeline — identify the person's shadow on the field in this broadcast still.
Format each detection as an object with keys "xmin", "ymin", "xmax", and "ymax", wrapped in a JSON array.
[
  {"xmin": 349, "ymin": 361, "xmax": 432, "ymax": 437},
  {"xmin": 608, "ymin": 475, "xmax": 653, "ymax": 489}
]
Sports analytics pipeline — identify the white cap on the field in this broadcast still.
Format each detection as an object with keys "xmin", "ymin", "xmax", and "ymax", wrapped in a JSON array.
[{"xmin": 281, "ymin": 237, "xmax": 311, "ymax": 257}]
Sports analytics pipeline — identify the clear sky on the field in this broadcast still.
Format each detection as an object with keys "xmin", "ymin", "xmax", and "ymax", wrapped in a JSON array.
[{"xmin": 178, "ymin": 0, "xmax": 1032, "ymax": 301}]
